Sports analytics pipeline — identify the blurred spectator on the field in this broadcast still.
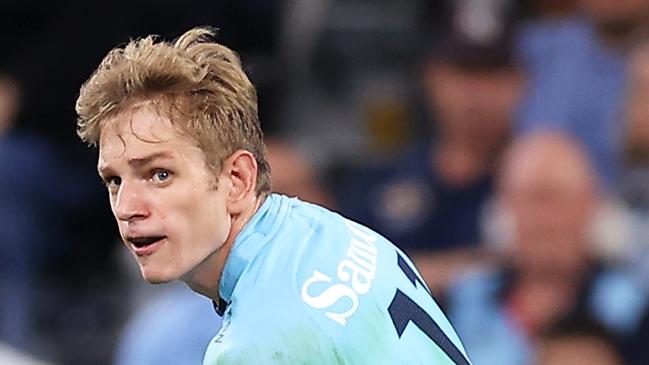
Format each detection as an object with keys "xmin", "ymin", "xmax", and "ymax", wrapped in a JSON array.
[
  {"xmin": 265, "ymin": 137, "xmax": 334, "ymax": 209},
  {"xmin": 447, "ymin": 132, "xmax": 649, "ymax": 365},
  {"xmin": 0, "ymin": 77, "xmax": 20, "ymax": 134},
  {"xmin": 526, "ymin": 0, "xmax": 578, "ymax": 19},
  {"xmin": 533, "ymin": 318, "xmax": 624, "ymax": 365},
  {"xmin": 601, "ymin": 36, "xmax": 649, "ymax": 293},
  {"xmin": 516, "ymin": 0, "xmax": 649, "ymax": 188},
  {"xmin": 622, "ymin": 37, "xmax": 649, "ymax": 211},
  {"xmin": 0, "ymin": 73, "xmax": 100, "ymax": 361},
  {"xmin": 615, "ymin": 38, "xmax": 649, "ymax": 365},
  {"xmin": 338, "ymin": 1, "xmax": 523, "ymax": 292},
  {"xmin": 0, "ymin": 75, "xmax": 77, "ymax": 351}
]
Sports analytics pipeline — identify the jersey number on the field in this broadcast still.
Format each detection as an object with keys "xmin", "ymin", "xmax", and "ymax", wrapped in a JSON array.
[{"xmin": 387, "ymin": 252, "xmax": 470, "ymax": 365}]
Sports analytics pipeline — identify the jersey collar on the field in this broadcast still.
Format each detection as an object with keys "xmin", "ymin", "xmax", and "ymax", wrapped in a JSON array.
[{"xmin": 214, "ymin": 193, "xmax": 289, "ymax": 315}]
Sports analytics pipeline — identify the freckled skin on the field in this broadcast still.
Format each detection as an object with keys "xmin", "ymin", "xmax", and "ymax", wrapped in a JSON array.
[{"xmin": 98, "ymin": 105, "xmax": 233, "ymax": 284}]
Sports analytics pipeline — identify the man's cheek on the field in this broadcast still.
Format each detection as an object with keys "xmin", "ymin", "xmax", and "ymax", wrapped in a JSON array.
[{"xmin": 110, "ymin": 202, "xmax": 120, "ymax": 220}]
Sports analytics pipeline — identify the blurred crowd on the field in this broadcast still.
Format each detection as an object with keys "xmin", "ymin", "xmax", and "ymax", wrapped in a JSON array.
[{"xmin": 2, "ymin": 0, "xmax": 649, "ymax": 364}]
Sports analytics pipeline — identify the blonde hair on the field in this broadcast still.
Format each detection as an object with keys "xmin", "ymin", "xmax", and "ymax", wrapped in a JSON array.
[{"xmin": 76, "ymin": 27, "xmax": 270, "ymax": 195}]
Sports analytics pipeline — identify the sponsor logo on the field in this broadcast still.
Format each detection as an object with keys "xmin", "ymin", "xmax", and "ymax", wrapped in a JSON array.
[{"xmin": 301, "ymin": 220, "xmax": 378, "ymax": 326}]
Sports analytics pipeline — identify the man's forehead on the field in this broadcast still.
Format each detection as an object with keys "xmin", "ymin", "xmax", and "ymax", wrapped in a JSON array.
[
  {"xmin": 99, "ymin": 112, "xmax": 176, "ymax": 160},
  {"xmin": 100, "ymin": 105, "xmax": 192, "ymax": 149},
  {"xmin": 102, "ymin": 105, "xmax": 178, "ymax": 140}
]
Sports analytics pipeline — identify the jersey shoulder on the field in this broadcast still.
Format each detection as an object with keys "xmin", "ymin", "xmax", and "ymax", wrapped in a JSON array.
[{"xmin": 210, "ymin": 198, "xmax": 472, "ymax": 364}]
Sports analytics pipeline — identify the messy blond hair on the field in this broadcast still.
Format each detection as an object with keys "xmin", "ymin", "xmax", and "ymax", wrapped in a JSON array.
[{"xmin": 76, "ymin": 27, "xmax": 270, "ymax": 195}]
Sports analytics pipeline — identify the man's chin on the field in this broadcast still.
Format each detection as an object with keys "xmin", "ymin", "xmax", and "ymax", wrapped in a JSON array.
[{"xmin": 139, "ymin": 266, "xmax": 180, "ymax": 284}]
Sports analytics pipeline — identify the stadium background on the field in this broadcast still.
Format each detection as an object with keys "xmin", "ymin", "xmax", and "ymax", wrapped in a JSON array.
[{"xmin": 1, "ymin": 0, "xmax": 649, "ymax": 364}]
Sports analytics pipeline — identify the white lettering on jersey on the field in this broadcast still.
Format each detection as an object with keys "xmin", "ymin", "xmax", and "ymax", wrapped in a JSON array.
[
  {"xmin": 300, "ymin": 270, "xmax": 359, "ymax": 326},
  {"xmin": 300, "ymin": 220, "xmax": 378, "ymax": 326}
]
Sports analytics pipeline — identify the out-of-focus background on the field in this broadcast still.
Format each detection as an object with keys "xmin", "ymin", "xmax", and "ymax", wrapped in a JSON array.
[{"xmin": 2, "ymin": 0, "xmax": 649, "ymax": 364}]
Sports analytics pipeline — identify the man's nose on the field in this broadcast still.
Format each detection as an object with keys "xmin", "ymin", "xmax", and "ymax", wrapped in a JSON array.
[{"xmin": 114, "ymin": 181, "xmax": 149, "ymax": 222}]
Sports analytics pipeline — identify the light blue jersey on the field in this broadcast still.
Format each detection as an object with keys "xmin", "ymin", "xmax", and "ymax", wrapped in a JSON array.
[{"xmin": 204, "ymin": 194, "xmax": 471, "ymax": 364}]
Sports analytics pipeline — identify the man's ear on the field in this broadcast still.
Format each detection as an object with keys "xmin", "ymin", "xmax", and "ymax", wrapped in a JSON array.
[{"xmin": 222, "ymin": 150, "xmax": 259, "ymax": 215}]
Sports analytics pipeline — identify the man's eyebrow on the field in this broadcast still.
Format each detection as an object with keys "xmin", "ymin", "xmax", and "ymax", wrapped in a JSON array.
[
  {"xmin": 127, "ymin": 151, "xmax": 176, "ymax": 167},
  {"xmin": 97, "ymin": 151, "xmax": 176, "ymax": 176}
]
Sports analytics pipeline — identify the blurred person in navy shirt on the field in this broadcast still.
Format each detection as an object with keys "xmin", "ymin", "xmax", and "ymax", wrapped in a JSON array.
[
  {"xmin": 339, "ymin": 2, "xmax": 523, "ymax": 292},
  {"xmin": 0, "ymin": 75, "xmax": 80, "ymax": 351}
]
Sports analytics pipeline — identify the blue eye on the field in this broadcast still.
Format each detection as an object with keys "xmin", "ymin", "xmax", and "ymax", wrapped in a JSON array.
[{"xmin": 152, "ymin": 170, "xmax": 171, "ymax": 183}]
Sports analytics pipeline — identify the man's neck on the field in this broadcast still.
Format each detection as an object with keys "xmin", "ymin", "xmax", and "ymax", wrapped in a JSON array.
[{"xmin": 183, "ymin": 194, "xmax": 267, "ymax": 301}]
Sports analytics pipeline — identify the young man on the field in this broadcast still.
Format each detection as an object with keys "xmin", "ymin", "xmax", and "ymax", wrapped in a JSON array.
[{"xmin": 75, "ymin": 28, "xmax": 471, "ymax": 364}]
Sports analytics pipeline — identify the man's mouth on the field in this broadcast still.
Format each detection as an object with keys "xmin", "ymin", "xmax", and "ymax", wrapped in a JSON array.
[{"xmin": 127, "ymin": 236, "xmax": 166, "ymax": 248}]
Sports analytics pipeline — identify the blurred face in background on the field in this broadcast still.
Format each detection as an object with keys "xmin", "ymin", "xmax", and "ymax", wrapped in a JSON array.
[
  {"xmin": 266, "ymin": 138, "xmax": 333, "ymax": 208},
  {"xmin": 535, "ymin": 336, "xmax": 623, "ymax": 365},
  {"xmin": 499, "ymin": 134, "xmax": 597, "ymax": 274},
  {"xmin": 625, "ymin": 44, "xmax": 649, "ymax": 159},
  {"xmin": 579, "ymin": 0, "xmax": 649, "ymax": 29},
  {"xmin": 98, "ymin": 104, "xmax": 233, "ymax": 284},
  {"xmin": 425, "ymin": 62, "xmax": 521, "ymax": 151},
  {"xmin": 0, "ymin": 76, "xmax": 20, "ymax": 135}
]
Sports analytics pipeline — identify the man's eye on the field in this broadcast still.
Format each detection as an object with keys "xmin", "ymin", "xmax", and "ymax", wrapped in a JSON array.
[
  {"xmin": 152, "ymin": 170, "xmax": 172, "ymax": 183},
  {"xmin": 103, "ymin": 176, "xmax": 121, "ymax": 190}
]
